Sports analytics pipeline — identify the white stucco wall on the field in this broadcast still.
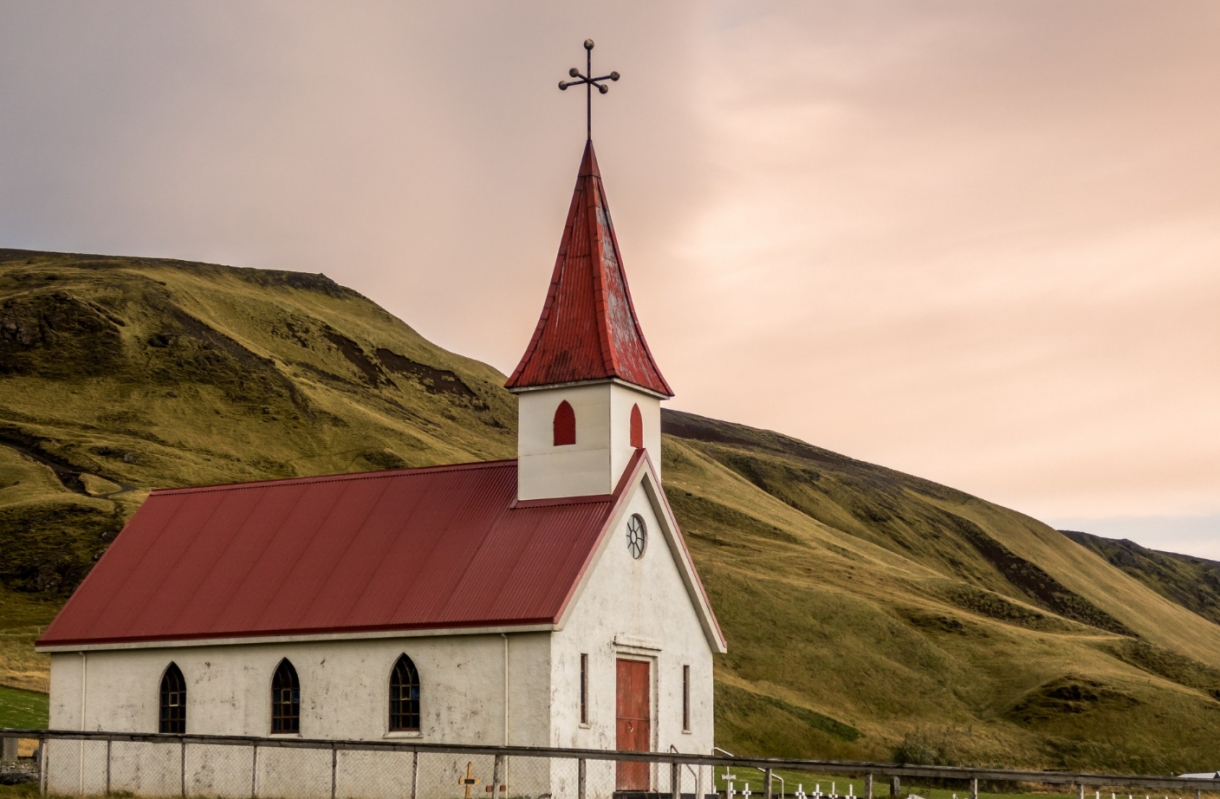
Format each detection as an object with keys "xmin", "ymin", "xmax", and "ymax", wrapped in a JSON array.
[
  {"xmin": 549, "ymin": 480, "xmax": 716, "ymax": 758},
  {"xmin": 49, "ymin": 632, "xmax": 549, "ymax": 742},
  {"xmin": 47, "ymin": 632, "xmax": 552, "ymax": 796},
  {"xmin": 516, "ymin": 382, "xmax": 661, "ymax": 501}
]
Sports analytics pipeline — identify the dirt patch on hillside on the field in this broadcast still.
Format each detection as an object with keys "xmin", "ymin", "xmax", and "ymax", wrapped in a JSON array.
[
  {"xmin": 375, "ymin": 348, "xmax": 482, "ymax": 402},
  {"xmin": 0, "ymin": 291, "xmax": 123, "ymax": 377}
]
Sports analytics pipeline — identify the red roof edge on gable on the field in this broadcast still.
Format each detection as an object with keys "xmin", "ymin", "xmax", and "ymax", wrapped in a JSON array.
[
  {"xmin": 548, "ymin": 447, "xmax": 648, "ymax": 624},
  {"xmin": 639, "ymin": 451, "xmax": 728, "ymax": 651},
  {"xmin": 505, "ymin": 141, "xmax": 673, "ymax": 397},
  {"xmin": 547, "ymin": 447, "xmax": 726, "ymax": 654}
]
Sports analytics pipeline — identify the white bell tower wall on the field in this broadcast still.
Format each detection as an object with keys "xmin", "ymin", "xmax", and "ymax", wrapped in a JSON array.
[{"xmin": 515, "ymin": 382, "xmax": 662, "ymax": 501}]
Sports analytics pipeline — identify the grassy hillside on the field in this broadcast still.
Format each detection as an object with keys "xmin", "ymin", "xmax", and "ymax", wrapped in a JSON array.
[
  {"xmin": 660, "ymin": 412, "xmax": 1220, "ymax": 772},
  {"xmin": 2, "ymin": 250, "xmax": 1220, "ymax": 773},
  {"xmin": 0, "ymin": 248, "xmax": 515, "ymax": 694},
  {"xmin": 1061, "ymin": 530, "xmax": 1220, "ymax": 627}
]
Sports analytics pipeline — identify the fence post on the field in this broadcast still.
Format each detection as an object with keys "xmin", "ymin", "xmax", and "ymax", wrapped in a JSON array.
[
  {"xmin": 969, "ymin": 779, "xmax": 978, "ymax": 799},
  {"xmin": 866, "ymin": 774, "xmax": 873, "ymax": 799},
  {"xmin": 491, "ymin": 754, "xmax": 502, "ymax": 799},
  {"xmin": 890, "ymin": 777, "xmax": 900, "ymax": 798},
  {"xmin": 180, "ymin": 738, "xmax": 187, "ymax": 798},
  {"xmin": 251, "ymin": 743, "xmax": 258, "ymax": 799},
  {"xmin": 674, "ymin": 763, "xmax": 682, "ymax": 799},
  {"xmin": 578, "ymin": 758, "xmax": 587, "ymax": 799},
  {"xmin": 105, "ymin": 738, "xmax": 112, "ymax": 795},
  {"xmin": 39, "ymin": 737, "xmax": 48, "ymax": 796},
  {"xmin": 765, "ymin": 769, "xmax": 774, "ymax": 799},
  {"xmin": 1076, "ymin": 784, "xmax": 1084, "ymax": 799},
  {"xmin": 329, "ymin": 741, "xmax": 339, "ymax": 799}
]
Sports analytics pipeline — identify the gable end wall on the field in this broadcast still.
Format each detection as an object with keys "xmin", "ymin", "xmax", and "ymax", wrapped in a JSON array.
[{"xmin": 549, "ymin": 480, "xmax": 714, "ymax": 755}]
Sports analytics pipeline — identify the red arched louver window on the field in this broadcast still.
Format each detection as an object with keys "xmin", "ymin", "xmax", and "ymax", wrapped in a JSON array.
[
  {"xmin": 553, "ymin": 400, "xmax": 576, "ymax": 446},
  {"xmin": 630, "ymin": 404, "xmax": 643, "ymax": 449}
]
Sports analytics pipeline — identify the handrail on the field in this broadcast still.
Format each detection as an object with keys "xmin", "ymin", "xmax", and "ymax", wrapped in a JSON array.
[
  {"xmin": 716, "ymin": 746, "xmax": 784, "ymax": 799},
  {"xmin": 670, "ymin": 744, "xmax": 701, "ymax": 792},
  {"xmin": 3, "ymin": 728, "xmax": 1219, "ymax": 792}
]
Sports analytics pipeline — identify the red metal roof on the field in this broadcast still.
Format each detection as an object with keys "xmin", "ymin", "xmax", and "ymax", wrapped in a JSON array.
[
  {"xmin": 506, "ymin": 141, "xmax": 673, "ymax": 397},
  {"xmin": 37, "ymin": 459, "xmax": 628, "ymax": 647}
]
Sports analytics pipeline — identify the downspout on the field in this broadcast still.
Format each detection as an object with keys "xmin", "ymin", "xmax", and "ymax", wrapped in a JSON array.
[
  {"xmin": 502, "ymin": 633, "xmax": 511, "ymax": 797},
  {"xmin": 78, "ymin": 651, "xmax": 88, "ymax": 793},
  {"xmin": 501, "ymin": 634, "xmax": 510, "ymax": 744}
]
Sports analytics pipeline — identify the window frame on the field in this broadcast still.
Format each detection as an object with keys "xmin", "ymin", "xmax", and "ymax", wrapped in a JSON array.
[
  {"xmin": 682, "ymin": 664, "xmax": 691, "ymax": 733},
  {"xmin": 579, "ymin": 653, "xmax": 589, "ymax": 726},
  {"xmin": 159, "ymin": 662, "xmax": 186, "ymax": 735},
  {"xmin": 553, "ymin": 400, "xmax": 576, "ymax": 446},
  {"xmin": 389, "ymin": 654, "xmax": 422, "ymax": 733},
  {"xmin": 271, "ymin": 659, "xmax": 300, "ymax": 735}
]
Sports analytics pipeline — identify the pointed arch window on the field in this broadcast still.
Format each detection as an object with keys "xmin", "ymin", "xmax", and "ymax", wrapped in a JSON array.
[
  {"xmin": 271, "ymin": 659, "xmax": 300, "ymax": 734},
  {"xmin": 389, "ymin": 654, "xmax": 421, "ymax": 732},
  {"xmin": 159, "ymin": 662, "xmax": 186, "ymax": 734},
  {"xmin": 629, "ymin": 404, "xmax": 643, "ymax": 449},
  {"xmin": 553, "ymin": 400, "xmax": 576, "ymax": 446}
]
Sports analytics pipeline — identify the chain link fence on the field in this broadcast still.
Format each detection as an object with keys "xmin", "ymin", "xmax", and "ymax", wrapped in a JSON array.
[{"xmin": 4, "ymin": 729, "xmax": 1220, "ymax": 799}]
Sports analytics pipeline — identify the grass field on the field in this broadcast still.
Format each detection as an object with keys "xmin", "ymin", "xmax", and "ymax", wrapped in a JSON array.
[
  {"xmin": 0, "ymin": 684, "xmax": 46, "ymax": 728},
  {"xmin": 3, "ymin": 250, "xmax": 1220, "ymax": 773}
]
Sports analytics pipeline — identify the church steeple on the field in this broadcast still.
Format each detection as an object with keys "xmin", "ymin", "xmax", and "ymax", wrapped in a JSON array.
[
  {"xmin": 506, "ymin": 141, "xmax": 672, "ymax": 398},
  {"xmin": 510, "ymin": 142, "xmax": 670, "ymax": 501}
]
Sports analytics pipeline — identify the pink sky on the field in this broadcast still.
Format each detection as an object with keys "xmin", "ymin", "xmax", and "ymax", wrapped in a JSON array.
[{"xmin": 1, "ymin": 3, "xmax": 1217, "ymax": 555}]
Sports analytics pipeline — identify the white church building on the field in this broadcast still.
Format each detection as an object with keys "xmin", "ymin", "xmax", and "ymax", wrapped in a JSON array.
[{"xmin": 37, "ymin": 141, "xmax": 726, "ymax": 796}]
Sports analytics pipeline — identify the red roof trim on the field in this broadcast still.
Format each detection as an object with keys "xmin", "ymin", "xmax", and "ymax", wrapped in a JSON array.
[
  {"xmin": 548, "ymin": 448, "xmax": 648, "ymax": 624},
  {"xmin": 37, "ymin": 616, "xmax": 555, "ymax": 649},
  {"xmin": 640, "ymin": 452, "xmax": 728, "ymax": 649}
]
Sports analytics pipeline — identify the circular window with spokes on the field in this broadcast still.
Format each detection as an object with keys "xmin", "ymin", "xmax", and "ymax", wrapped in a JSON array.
[{"xmin": 626, "ymin": 514, "xmax": 647, "ymax": 560}]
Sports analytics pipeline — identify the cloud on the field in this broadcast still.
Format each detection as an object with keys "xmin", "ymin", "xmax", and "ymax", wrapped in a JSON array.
[{"xmin": 0, "ymin": 2, "xmax": 1216, "ymax": 543}]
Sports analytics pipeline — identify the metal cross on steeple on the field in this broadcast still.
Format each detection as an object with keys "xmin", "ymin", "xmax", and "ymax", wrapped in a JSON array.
[{"xmin": 558, "ymin": 39, "xmax": 620, "ymax": 141}]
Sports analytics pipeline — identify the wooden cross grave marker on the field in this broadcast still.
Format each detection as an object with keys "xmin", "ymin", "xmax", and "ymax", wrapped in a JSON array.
[{"xmin": 459, "ymin": 762, "xmax": 481, "ymax": 799}]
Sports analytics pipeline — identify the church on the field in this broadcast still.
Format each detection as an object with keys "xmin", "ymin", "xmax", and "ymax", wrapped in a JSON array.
[{"xmin": 36, "ymin": 139, "xmax": 726, "ymax": 794}]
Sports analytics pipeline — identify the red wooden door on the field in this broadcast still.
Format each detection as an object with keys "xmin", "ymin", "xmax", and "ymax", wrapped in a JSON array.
[{"xmin": 616, "ymin": 658, "xmax": 651, "ymax": 791}]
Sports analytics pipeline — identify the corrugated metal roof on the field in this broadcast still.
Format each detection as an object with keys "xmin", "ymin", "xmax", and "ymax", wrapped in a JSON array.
[
  {"xmin": 505, "ymin": 141, "xmax": 673, "ymax": 397},
  {"xmin": 37, "ymin": 460, "xmax": 620, "ymax": 647}
]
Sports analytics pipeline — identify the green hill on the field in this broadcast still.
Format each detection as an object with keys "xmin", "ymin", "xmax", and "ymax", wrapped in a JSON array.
[
  {"xmin": 3, "ymin": 249, "xmax": 1220, "ymax": 773},
  {"xmin": 1061, "ymin": 530, "xmax": 1220, "ymax": 627}
]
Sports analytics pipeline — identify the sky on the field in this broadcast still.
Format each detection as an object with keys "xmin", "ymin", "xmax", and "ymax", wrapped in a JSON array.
[{"xmin": 0, "ymin": 2, "xmax": 1217, "ymax": 556}]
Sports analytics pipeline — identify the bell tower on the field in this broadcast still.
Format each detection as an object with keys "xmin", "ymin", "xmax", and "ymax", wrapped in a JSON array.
[{"xmin": 507, "ymin": 142, "xmax": 672, "ymax": 501}]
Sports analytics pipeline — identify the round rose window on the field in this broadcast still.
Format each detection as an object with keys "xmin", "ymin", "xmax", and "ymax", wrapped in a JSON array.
[{"xmin": 626, "ymin": 514, "xmax": 647, "ymax": 559}]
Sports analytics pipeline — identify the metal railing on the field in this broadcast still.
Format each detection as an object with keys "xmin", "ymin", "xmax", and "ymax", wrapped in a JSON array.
[
  {"xmin": 714, "ymin": 746, "xmax": 783, "ymax": 799},
  {"xmin": 1, "ymin": 728, "xmax": 1219, "ymax": 799}
]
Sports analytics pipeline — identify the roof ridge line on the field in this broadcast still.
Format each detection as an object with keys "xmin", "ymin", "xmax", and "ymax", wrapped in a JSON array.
[{"xmin": 150, "ymin": 459, "xmax": 518, "ymax": 496}]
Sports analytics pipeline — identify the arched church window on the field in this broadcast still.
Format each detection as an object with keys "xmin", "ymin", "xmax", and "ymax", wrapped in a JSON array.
[
  {"xmin": 271, "ymin": 659, "xmax": 300, "ymax": 734},
  {"xmin": 629, "ymin": 404, "xmax": 643, "ymax": 449},
  {"xmin": 553, "ymin": 400, "xmax": 576, "ymax": 446},
  {"xmin": 159, "ymin": 662, "xmax": 186, "ymax": 734},
  {"xmin": 389, "ymin": 654, "xmax": 421, "ymax": 732}
]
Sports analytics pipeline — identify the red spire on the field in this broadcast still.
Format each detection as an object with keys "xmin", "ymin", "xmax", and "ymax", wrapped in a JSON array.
[{"xmin": 506, "ymin": 142, "xmax": 673, "ymax": 397}]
